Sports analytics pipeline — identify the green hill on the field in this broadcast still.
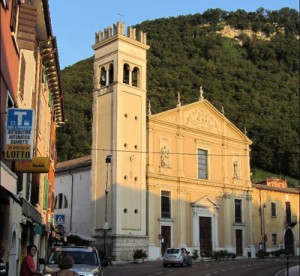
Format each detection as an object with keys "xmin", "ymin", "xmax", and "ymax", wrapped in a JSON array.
[{"xmin": 56, "ymin": 8, "xmax": 299, "ymax": 187}]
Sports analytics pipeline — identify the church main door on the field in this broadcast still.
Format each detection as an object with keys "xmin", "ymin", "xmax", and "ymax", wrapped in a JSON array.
[{"xmin": 199, "ymin": 217, "xmax": 212, "ymax": 253}]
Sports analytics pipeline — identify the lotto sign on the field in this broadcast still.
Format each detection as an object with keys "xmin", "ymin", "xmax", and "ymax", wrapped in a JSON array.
[{"xmin": 5, "ymin": 108, "xmax": 34, "ymax": 160}]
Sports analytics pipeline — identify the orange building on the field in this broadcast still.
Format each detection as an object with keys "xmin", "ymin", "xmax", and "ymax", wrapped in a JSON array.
[{"xmin": 0, "ymin": 0, "xmax": 64, "ymax": 272}]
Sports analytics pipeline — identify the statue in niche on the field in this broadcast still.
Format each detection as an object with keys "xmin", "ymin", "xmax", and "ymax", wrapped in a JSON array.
[
  {"xmin": 160, "ymin": 145, "xmax": 170, "ymax": 168},
  {"xmin": 233, "ymin": 161, "xmax": 239, "ymax": 179}
]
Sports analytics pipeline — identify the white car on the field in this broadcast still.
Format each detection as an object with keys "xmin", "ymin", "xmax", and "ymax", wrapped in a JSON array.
[
  {"xmin": 42, "ymin": 246, "xmax": 103, "ymax": 276},
  {"xmin": 163, "ymin": 248, "xmax": 192, "ymax": 267}
]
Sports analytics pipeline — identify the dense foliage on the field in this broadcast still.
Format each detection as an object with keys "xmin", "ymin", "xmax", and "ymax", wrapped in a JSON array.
[{"xmin": 57, "ymin": 8, "xmax": 299, "ymax": 184}]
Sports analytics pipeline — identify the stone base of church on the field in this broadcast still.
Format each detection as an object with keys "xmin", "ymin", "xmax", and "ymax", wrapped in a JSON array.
[
  {"xmin": 94, "ymin": 232, "xmax": 148, "ymax": 262},
  {"xmin": 111, "ymin": 234, "xmax": 148, "ymax": 262}
]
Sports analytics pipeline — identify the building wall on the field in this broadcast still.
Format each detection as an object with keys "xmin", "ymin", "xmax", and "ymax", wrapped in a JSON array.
[
  {"xmin": 1, "ymin": 1, "xmax": 64, "ymax": 273},
  {"xmin": 252, "ymin": 185, "xmax": 299, "ymax": 255},
  {"xmin": 1, "ymin": 1, "xmax": 23, "ymax": 273},
  {"xmin": 91, "ymin": 22, "xmax": 149, "ymax": 260},
  {"xmin": 147, "ymin": 100, "xmax": 253, "ymax": 259},
  {"xmin": 55, "ymin": 162, "xmax": 92, "ymax": 239}
]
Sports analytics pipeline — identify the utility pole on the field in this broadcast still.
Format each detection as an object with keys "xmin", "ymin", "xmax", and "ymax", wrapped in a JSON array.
[{"xmin": 104, "ymin": 154, "xmax": 112, "ymax": 258}]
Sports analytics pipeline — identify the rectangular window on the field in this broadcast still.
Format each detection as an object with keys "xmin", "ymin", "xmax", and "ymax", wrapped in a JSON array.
[
  {"xmin": 38, "ymin": 97, "xmax": 42, "ymax": 134},
  {"xmin": 43, "ymin": 177, "xmax": 49, "ymax": 210},
  {"xmin": 198, "ymin": 149, "xmax": 208, "ymax": 179},
  {"xmin": 285, "ymin": 202, "xmax": 291, "ymax": 223},
  {"xmin": 271, "ymin": 202, "xmax": 276, "ymax": 217},
  {"xmin": 19, "ymin": 54, "xmax": 26, "ymax": 99},
  {"xmin": 235, "ymin": 199, "xmax": 242, "ymax": 223},
  {"xmin": 10, "ymin": 0, "xmax": 18, "ymax": 32},
  {"xmin": 161, "ymin": 191, "xmax": 171, "ymax": 218},
  {"xmin": 272, "ymin": 234, "xmax": 277, "ymax": 246}
]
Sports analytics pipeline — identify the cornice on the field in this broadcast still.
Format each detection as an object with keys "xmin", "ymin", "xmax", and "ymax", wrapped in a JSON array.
[{"xmin": 147, "ymin": 173, "xmax": 252, "ymax": 193}]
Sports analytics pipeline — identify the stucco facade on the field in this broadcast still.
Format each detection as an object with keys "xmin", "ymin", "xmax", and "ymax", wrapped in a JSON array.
[
  {"xmin": 91, "ymin": 22, "xmax": 149, "ymax": 260},
  {"xmin": 252, "ymin": 179, "xmax": 299, "ymax": 256},
  {"xmin": 52, "ymin": 21, "xmax": 299, "ymax": 263},
  {"xmin": 147, "ymin": 99, "xmax": 253, "ymax": 259},
  {"xmin": 54, "ymin": 156, "xmax": 92, "ymax": 239},
  {"xmin": 90, "ymin": 22, "xmax": 256, "ymax": 261}
]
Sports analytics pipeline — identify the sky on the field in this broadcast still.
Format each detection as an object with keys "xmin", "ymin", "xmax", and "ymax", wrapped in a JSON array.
[{"xmin": 48, "ymin": 0, "xmax": 299, "ymax": 70}]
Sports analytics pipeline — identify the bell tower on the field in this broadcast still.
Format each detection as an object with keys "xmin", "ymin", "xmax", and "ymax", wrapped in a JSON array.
[{"xmin": 91, "ymin": 22, "xmax": 149, "ymax": 260}]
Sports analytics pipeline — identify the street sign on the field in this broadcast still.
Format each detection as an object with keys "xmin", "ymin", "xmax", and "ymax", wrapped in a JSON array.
[
  {"xmin": 55, "ymin": 215, "xmax": 65, "ymax": 225},
  {"xmin": 15, "ymin": 157, "xmax": 51, "ymax": 173},
  {"xmin": 5, "ymin": 108, "xmax": 34, "ymax": 160}
]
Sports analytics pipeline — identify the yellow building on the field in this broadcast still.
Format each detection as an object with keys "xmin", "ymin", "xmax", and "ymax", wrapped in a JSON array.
[
  {"xmin": 147, "ymin": 95, "xmax": 253, "ymax": 259},
  {"xmin": 90, "ymin": 22, "xmax": 299, "ymax": 261},
  {"xmin": 91, "ymin": 22, "xmax": 149, "ymax": 261},
  {"xmin": 252, "ymin": 178, "xmax": 299, "ymax": 255}
]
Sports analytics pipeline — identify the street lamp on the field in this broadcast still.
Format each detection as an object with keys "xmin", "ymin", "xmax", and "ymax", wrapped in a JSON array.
[{"xmin": 104, "ymin": 154, "xmax": 112, "ymax": 258}]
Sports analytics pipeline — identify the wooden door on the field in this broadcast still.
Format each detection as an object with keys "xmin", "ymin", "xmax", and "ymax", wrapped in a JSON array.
[
  {"xmin": 161, "ymin": 226, "xmax": 171, "ymax": 256},
  {"xmin": 235, "ymin": 229, "xmax": 243, "ymax": 255},
  {"xmin": 199, "ymin": 217, "xmax": 212, "ymax": 253}
]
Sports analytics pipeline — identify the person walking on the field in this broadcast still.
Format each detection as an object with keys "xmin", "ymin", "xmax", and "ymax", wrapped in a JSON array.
[
  {"xmin": 20, "ymin": 244, "xmax": 43, "ymax": 276},
  {"xmin": 247, "ymin": 246, "xmax": 251, "ymax": 258},
  {"xmin": 52, "ymin": 255, "xmax": 78, "ymax": 276}
]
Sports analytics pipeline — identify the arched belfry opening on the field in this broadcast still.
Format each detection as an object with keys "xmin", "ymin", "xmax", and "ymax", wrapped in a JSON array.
[
  {"xmin": 108, "ymin": 63, "xmax": 114, "ymax": 84},
  {"xmin": 123, "ymin": 63, "xmax": 130, "ymax": 84},
  {"xmin": 100, "ymin": 67, "xmax": 106, "ymax": 87},
  {"xmin": 132, "ymin": 67, "xmax": 140, "ymax": 87},
  {"xmin": 100, "ymin": 63, "xmax": 114, "ymax": 87}
]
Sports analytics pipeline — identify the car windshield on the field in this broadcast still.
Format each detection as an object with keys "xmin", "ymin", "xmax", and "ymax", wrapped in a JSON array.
[
  {"xmin": 48, "ymin": 249, "xmax": 99, "ymax": 266},
  {"xmin": 166, "ymin": 249, "xmax": 180, "ymax": 254}
]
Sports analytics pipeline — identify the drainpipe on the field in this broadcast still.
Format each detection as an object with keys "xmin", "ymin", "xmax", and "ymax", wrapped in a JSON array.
[
  {"xmin": 69, "ymin": 172, "xmax": 74, "ymax": 233},
  {"xmin": 259, "ymin": 189, "xmax": 263, "ymax": 237}
]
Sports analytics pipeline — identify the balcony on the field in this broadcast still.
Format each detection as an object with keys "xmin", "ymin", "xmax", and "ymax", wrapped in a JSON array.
[{"xmin": 285, "ymin": 216, "xmax": 297, "ymax": 227}]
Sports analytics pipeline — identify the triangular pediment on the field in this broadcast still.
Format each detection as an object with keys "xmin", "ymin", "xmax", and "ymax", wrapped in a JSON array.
[
  {"xmin": 191, "ymin": 195, "xmax": 220, "ymax": 209},
  {"xmin": 183, "ymin": 101, "xmax": 222, "ymax": 135},
  {"xmin": 149, "ymin": 99, "xmax": 251, "ymax": 143}
]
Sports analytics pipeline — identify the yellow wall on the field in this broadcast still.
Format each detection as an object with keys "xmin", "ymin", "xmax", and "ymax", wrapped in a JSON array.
[
  {"xmin": 252, "ymin": 186, "xmax": 299, "ymax": 253},
  {"xmin": 147, "ymin": 99, "xmax": 253, "ymax": 258}
]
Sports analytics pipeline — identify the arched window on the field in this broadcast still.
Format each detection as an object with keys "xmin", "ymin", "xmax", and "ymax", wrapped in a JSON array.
[
  {"xmin": 54, "ymin": 193, "xmax": 68, "ymax": 209},
  {"xmin": 123, "ymin": 63, "xmax": 130, "ymax": 84},
  {"xmin": 100, "ymin": 67, "xmax": 106, "ymax": 87},
  {"xmin": 132, "ymin": 67, "xmax": 139, "ymax": 87},
  {"xmin": 108, "ymin": 63, "xmax": 114, "ymax": 84}
]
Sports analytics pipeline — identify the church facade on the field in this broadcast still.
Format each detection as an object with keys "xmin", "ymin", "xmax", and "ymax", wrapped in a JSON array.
[
  {"xmin": 89, "ymin": 22, "xmax": 298, "ymax": 261},
  {"xmin": 147, "ymin": 97, "xmax": 253, "ymax": 259}
]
